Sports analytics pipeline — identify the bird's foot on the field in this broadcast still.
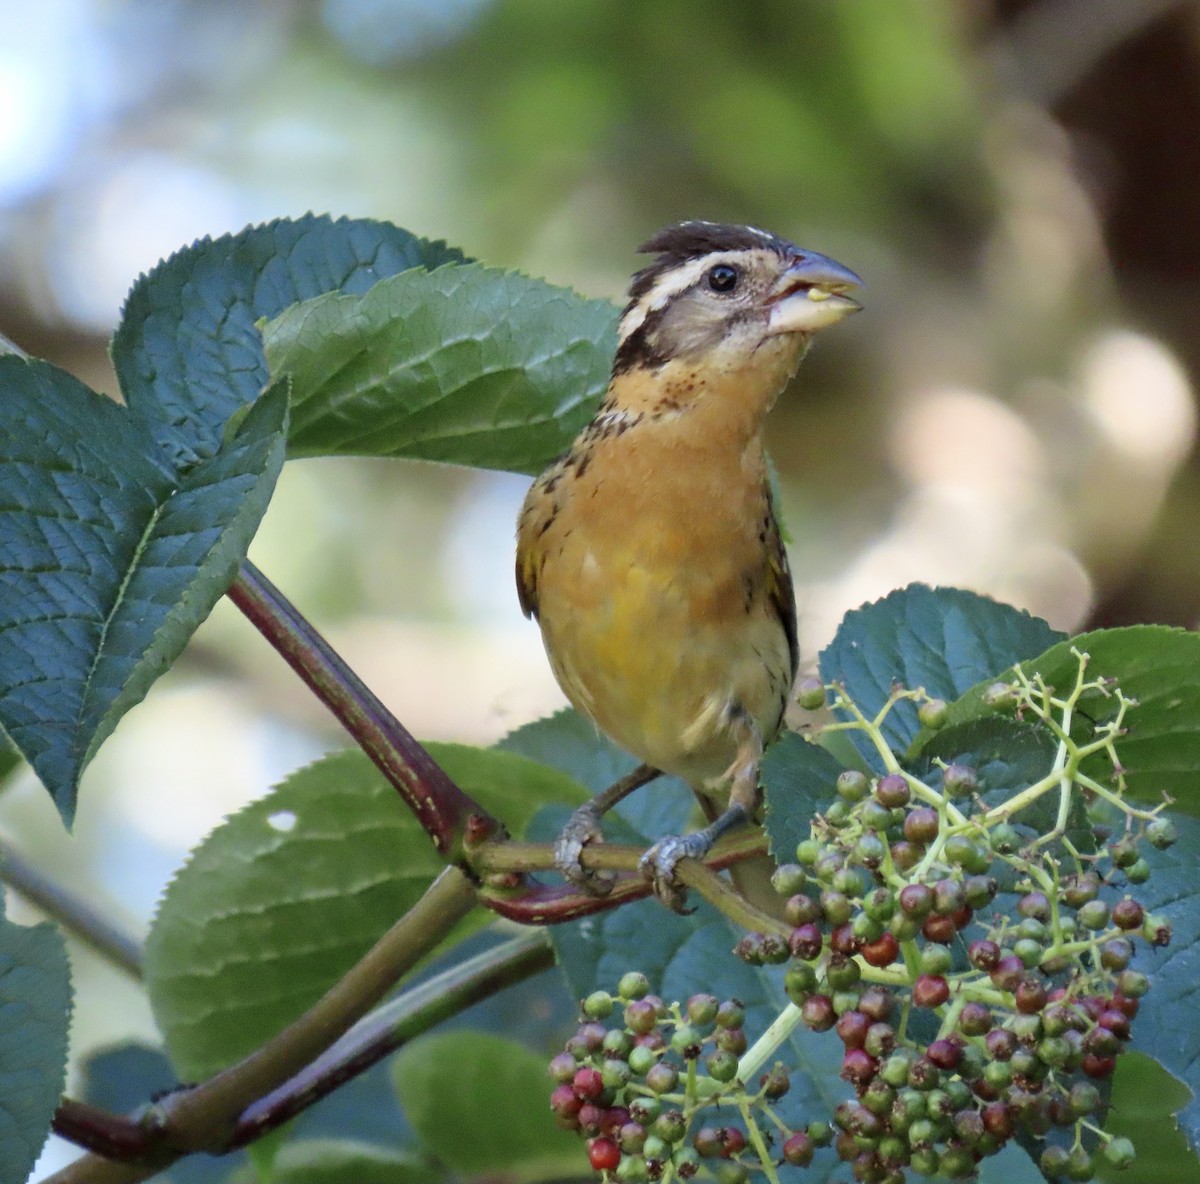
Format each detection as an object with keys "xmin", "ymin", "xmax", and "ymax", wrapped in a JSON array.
[
  {"xmin": 639, "ymin": 832, "xmax": 712, "ymax": 913},
  {"xmin": 554, "ymin": 803, "xmax": 616, "ymax": 895}
]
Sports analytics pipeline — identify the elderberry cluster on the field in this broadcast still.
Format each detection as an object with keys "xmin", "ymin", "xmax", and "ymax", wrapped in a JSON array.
[
  {"xmin": 552, "ymin": 651, "xmax": 1174, "ymax": 1182},
  {"xmin": 550, "ymin": 972, "xmax": 821, "ymax": 1184}
]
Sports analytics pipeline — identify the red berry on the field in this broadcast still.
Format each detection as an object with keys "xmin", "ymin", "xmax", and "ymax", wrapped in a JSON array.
[
  {"xmin": 968, "ymin": 939, "xmax": 1001, "ymax": 970},
  {"xmin": 949, "ymin": 904, "xmax": 974, "ymax": 931},
  {"xmin": 1082, "ymin": 1053, "xmax": 1116, "ymax": 1078},
  {"xmin": 578, "ymin": 1103, "xmax": 605, "ymax": 1134},
  {"xmin": 912, "ymin": 974, "xmax": 950, "ymax": 1008},
  {"xmin": 573, "ymin": 1067, "xmax": 605, "ymax": 1099},
  {"xmin": 1112, "ymin": 898, "xmax": 1144, "ymax": 930},
  {"xmin": 788, "ymin": 923, "xmax": 823, "ymax": 960},
  {"xmin": 921, "ymin": 914, "xmax": 958, "ymax": 944},
  {"xmin": 1098, "ymin": 1009, "xmax": 1131, "ymax": 1040},
  {"xmin": 981, "ymin": 1101, "xmax": 1014, "ymax": 1139},
  {"xmin": 860, "ymin": 931, "xmax": 900, "ymax": 967},
  {"xmin": 782, "ymin": 1132, "xmax": 814, "ymax": 1167},
  {"xmin": 721, "ymin": 1127, "xmax": 747, "ymax": 1157},
  {"xmin": 588, "ymin": 1137, "xmax": 621, "ymax": 1171},
  {"xmin": 927, "ymin": 1038, "xmax": 963, "ymax": 1070},
  {"xmin": 858, "ymin": 986, "xmax": 895, "ymax": 1023},
  {"xmin": 1113, "ymin": 992, "xmax": 1140, "ymax": 1019},
  {"xmin": 830, "ymin": 922, "xmax": 860, "ymax": 955},
  {"xmin": 551, "ymin": 1083, "xmax": 583, "ymax": 1119},
  {"xmin": 841, "ymin": 1048, "xmax": 880, "ymax": 1088},
  {"xmin": 985, "ymin": 1028, "xmax": 1017, "ymax": 1061},
  {"xmin": 990, "ymin": 955, "xmax": 1024, "ymax": 991},
  {"xmin": 959, "ymin": 1002, "xmax": 992, "ymax": 1036},
  {"xmin": 835, "ymin": 1010, "xmax": 871, "ymax": 1049},
  {"xmin": 1014, "ymin": 977, "xmax": 1048, "ymax": 1015},
  {"xmin": 801, "ymin": 994, "xmax": 836, "ymax": 1032}
]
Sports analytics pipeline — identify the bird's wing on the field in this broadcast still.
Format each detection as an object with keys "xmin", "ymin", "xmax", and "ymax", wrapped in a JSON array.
[
  {"xmin": 515, "ymin": 465, "xmax": 562, "ymax": 619},
  {"xmin": 765, "ymin": 483, "xmax": 799, "ymax": 682}
]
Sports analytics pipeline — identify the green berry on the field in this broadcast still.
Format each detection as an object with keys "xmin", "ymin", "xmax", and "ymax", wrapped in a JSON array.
[
  {"xmin": 645, "ymin": 1062, "xmax": 677, "ymax": 1093},
  {"xmin": 989, "ymin": 822, "xmax": 1022, "ymax": 853},
  {"xmin": 1040, "ymin": 1145, "xmax": 1070, "ymax": 1178},
  {"xmin": 795, "ymin": 838, "xmax": 821, "ymax": 866},
  {"xmin": 618, "ymin": 972, "xmax": 650, "ymax": 1001},
  {"xmin": 917, "ymin": 698, "xmax": 949, "ymax": 729},
  {"xmin": 837, "ymin": 769, "xmax": 870, "ymax": 802},
  {"xmin": 942, "ymin": 763, "xmax": 978, "ymax": 798},
  {"xmin": 628, "ymin": 1045, "xmax": 657, "ymax": 1076},
  {"xmin": 1146, "ymin": 817, "xmax": 1178, "ymax": 850},
  {"xmin": 670, "ymin": 1025, "xmax": 702, "ymax": 1055},
  {"xmin": 686, "ymin": 993, "xmax": 719, "ymax": 1025},
  {"xmin": 584, "ymin": 990, "xmax": 614, "ymax": 1018},
  {"xmin": 1103, "ymin": 1136, "xmax": 1136, "ymax": 1169},
  {"xmin": 707, "ymin": 1049, "xmax": 739, "ymax": 1082},
  {"xmin": 796, "ymin": 677, "xmax": 827, "ymax": 710},
  {"xmin": 616, "ymin": 1153, "xmax": 649, "ymax": 1183},
  {"xmin": 771, "ymin": 863, "xmax": 806, "ymax": 898},
  {"xmin": 1126, "ymin": 857, "xmax": 1152, "ymax": 884}
]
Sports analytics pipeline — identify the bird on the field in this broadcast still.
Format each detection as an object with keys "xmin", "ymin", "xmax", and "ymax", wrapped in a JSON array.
[{"xmin": 515, "ymin": 220, "xmax": 861, "ymax": 909}]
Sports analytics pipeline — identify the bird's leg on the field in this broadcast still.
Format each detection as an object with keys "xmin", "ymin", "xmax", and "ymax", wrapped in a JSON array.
[
  {"xmin": 640, "ymin": 711, "xmax": 763, "ymax": 912},
  {"xmin": 554, "ymin": 763, "xmax": 660, "ymax": 893}
]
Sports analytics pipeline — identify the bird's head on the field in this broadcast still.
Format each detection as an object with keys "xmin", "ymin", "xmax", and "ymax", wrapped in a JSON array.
[{"xmin": 614, "ymin": 221, "xmax": 861, "ymax": 377}]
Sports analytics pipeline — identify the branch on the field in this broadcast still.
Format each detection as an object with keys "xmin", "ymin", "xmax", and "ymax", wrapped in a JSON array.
[
  {"xmin": 0, "ymin": 838, "xmax": 143, "ymax": 979},
  {"xmin": 226, "ymin": 561, "xmax": 499, "ymax": 857},
  {"xmin": 229, "ymin": 930, "xmax": 553, "ymax": 1146},
  {"xmin": 45, "ymin": 867, "xmax": 479, "ymax": 1184},
  {"xmin": 477, "ymin": 829, "xmax": 772, "ymax": 924}
]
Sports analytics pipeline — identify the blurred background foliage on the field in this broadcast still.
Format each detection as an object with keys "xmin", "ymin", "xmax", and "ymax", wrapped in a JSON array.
[{"xmin": 3, "ymin": 0, "xmax": 1200, "ymax": 1174}]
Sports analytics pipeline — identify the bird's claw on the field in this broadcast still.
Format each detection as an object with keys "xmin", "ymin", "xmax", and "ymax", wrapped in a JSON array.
[
  {"xmin": 639, "ymin": 833, "xmax": 712, "ymax": 913},
  {"xmin": 554, "ymin": 804, "xmax": 616, "ymax": 895}
]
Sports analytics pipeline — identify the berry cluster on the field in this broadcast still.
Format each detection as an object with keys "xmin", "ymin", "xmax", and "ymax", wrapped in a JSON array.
[
  {"xmin": 550, "ymin": 971, "xmax": 821, "ymax": 1184},
  {"xmin": 551, "ymin": 651, "xmax": 1173, "ymax": 1182}
]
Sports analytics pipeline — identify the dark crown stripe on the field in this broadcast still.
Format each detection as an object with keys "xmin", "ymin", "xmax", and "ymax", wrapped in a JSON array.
[{"xmin": 627, "ymin": 220, "xmax": 791, "ymax": 302}]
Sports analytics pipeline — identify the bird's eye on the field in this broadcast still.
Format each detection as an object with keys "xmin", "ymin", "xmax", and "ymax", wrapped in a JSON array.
[{"xmin": 707, "ymin": 264, "xmax": 739, "ymax": 293}]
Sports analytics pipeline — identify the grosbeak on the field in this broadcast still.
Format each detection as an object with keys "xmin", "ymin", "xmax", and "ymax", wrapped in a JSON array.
[{"xmin": 516, "ymin": 221, "xmax": 861, "ymax": 908}]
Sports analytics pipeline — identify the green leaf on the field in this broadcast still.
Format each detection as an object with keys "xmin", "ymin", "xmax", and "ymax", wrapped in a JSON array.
[
  {"xmin": 915, "ymin": 626, "xmax": 1200, "ymax": 816},
  {"xmin": 262, "ymin": 262, "xmax": 617, "ymax": 475},
  {"xmin": 391, "ymin": 1031, "xmax": 580, "ymax": 1178},
  {"xmin": 244, "ymin": 1141, "xmax": 438, "ymax": 1184},
  {"xmin": 1096, "ymin": 1053, "xmax": 1198, "ymax": 1183},
  {"xmin": 0, "ymin": 907, "xmax": 72, "ymax": 1184},
  {"xmin": 497, "ymin": 709, "xmax": 695, "ymax": 841},
  {"xmin": 761, "ymin": 731, "xmax": 848, "ymax": 863},
  {"xmin": 819, "ymin": 584, "xmax": 1065, "ymax": 760},
  {"xmin": 112, "ymin": 215, "xmax": 465, "ymax": 462},
  {"xmin": 1119, "ymin": 811, "xmax": 1200, "ymax": 1152},
  {"xmin": 145, "ymin": 743, "xmax": 586, "ymax": 1079},
  {"xmin": 0, "ymin": 360, "xmax": 288, "ymax": 824}
]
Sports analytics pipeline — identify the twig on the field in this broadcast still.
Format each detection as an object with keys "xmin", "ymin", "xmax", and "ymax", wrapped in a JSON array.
[
  {"xmin": 226, "ymin": 561, "xmax": 500, "ymax": 858},
  {"xmin": 0, "ymin": 838, "xmax": 143, "ymax": 979},
  {"xmin": 44, "ymin": 867, "xmax": 479, "ymax": 1184},
  {"xmin": 229, "ymin": 929, "xmax": 554, "ymax": 1145}
]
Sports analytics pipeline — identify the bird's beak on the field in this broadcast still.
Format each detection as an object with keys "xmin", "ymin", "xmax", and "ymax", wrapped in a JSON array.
[{"xmin": 766, "ymin": 251, "xmax": 863, "ymax": 335}]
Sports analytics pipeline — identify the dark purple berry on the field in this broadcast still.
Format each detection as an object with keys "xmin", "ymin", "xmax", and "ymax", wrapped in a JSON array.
[
  {"xmin": 841, "ymin": 1048, "xmax": 880, "ymax": 1088},
  {"xmin": 904, "ymin": 808, "xmax": 939, "ymax": 844},
  {"xmin": 802, "ymin": 994, "xmax": 836, "ymax": 1032},
  {"xmin": 782, "ymin": 1132, "xmax": 814, "ymax": 1166},
  {"xmin": 875, "ymin": 773, "xmax": 911, "ymax": 808}
]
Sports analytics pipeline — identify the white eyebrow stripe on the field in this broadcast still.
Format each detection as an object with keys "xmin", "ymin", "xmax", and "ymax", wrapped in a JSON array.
[{"xmin": 617, "ymin": 249, "xmax": 769, "ymax": 344}]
